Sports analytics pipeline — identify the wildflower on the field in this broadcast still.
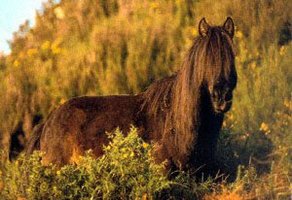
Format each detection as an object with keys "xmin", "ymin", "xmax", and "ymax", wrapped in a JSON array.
[
  {"xmin": 27, "ymin": 48, "xmax": 38, "ymax": 57},
  {"xmin": 13, "ymin": 60, "xmax": 20, "ymax": 67},
  {"xmin": 283, "ymin": 99, "xmax": 291, "ymax": 110},
  {"xmin": 52, "ymin": 38, "xmax": 63, "ymax": 55},
  {"xmin": 235, "ymin": 30, "xmax": 243, "ymax": 39},
  {"xmin": 222, "ymin": 120, "xmax": 227, "ymax": 127},
  {"xmin": 150, "ymin": 2, "xmax": 159, "ymax": 10},
  {"xmin": 122, "ymin": 153, "xmax": 128, "ymax": 159},
  {"xmin": 190, "ymin": 27, "xmax": 198, "ymax": 36},
  {"xmin": 250, "ymin": 62, "xmax": 256, "ymax": 70},
  {"xmin": 52, "ymin": 46, "xmax": 61, "ymax": 55},
  {"xmin": 130, "ymin": 151, "xmax": 135, "ymax": 157},
  {"xmin": 229, "ymin": 114, "xmax": 234, "ymax": 120},
  {"xmin": 41, "ymin": 41, "xmax": 51, "ymax": 50},
  {"xmin": 260, "ymin": 122, "xmax": 270, "ymax": 134},
  {"xmin": 142, "ymin": 142, "xmax": 149, "ymax": 149},
  {"xmin": 53, "ymin": 185, "xmax": 58, "ymax": 192},
  {"xmin": 279, "ymin": 46, "xmax": 286, "ymax": 56},
  {"xmin": 54, "ymin": 7, "xmax": 65, "ymax": 19},
  {"xmin": 59, "ymin": 98, "xmax": 66, "ymax": 105}
]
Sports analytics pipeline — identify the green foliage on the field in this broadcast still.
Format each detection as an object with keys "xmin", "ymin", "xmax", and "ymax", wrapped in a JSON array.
[{"xmin": 0, "ymin": 128, "xmax": 170, "ymax": 199}]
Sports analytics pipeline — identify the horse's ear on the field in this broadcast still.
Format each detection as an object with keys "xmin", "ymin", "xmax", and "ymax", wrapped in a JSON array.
[
  {"xmin": 199, "ymin": 18, "xmax": 210, "ymax": 37},
  {"xmin": 223, "ymin": 17, "xmax": 234, "ymax": 38}
]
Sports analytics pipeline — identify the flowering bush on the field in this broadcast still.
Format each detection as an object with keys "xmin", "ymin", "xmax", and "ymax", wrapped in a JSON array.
[{"xmin": 0, "ymin": 127, "xmax": 170, "ymax": 199}]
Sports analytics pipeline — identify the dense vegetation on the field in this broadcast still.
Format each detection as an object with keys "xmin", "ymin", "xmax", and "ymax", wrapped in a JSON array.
[
  {"xmin": 0, "ymin": 128, "xmax": 171, "ymax": 199},
  {"xmin": 0, "ymin": 0, "xmax": 291, "ymax": 199}
]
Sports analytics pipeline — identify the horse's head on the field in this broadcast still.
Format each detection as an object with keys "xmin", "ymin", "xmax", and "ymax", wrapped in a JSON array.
[
  {"xmin": 198, "ymin": 17, "xmax": 237, "ymax": 113},
  {"xmin": 208, "ymin": 72, "xmax": 237, "ymax": 113}
]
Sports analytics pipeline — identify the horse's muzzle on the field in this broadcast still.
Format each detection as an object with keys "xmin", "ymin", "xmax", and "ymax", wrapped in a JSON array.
[{"xmin": 213, "ymin": 100, "xmax": 232, "ymax": 113}]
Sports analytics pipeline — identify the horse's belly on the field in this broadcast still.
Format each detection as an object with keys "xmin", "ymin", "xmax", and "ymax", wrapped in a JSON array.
[{"xmin": 40, "ymin": 95, "xmax": 142, "ymax": 166}]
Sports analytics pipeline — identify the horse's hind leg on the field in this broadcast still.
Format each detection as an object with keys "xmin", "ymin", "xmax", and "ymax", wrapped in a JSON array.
[
  {"xmin": 25, "ymin": 123, "xmax": 44, "ymax": 156},
  {"xmin": 40, "ymin": 128, "xmax": 84, "ymax": 167}
]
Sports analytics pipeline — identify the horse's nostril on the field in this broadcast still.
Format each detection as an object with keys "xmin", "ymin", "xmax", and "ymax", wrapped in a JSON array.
[
  {"xmin": 214, "ymin": 100, "xmax": 232, "ymax": 113},
  {"xmin": 219, "ymin": 103, "xmax": 226, "ymax": 110}
]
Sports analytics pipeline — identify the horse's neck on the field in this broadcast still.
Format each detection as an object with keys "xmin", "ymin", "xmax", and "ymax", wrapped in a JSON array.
[
  {"xmin": 198, "ymin": 89, "xmax": 224, "ymax": 136},
  {"xmin": 188, "ymin": 89, "xmax": 224, "ymax": 167}
]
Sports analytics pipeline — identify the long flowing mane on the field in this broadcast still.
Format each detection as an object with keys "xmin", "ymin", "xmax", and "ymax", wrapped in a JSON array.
[{"xmin": 142, "ymin": 25, "xmax": 235, "ymax": 161}]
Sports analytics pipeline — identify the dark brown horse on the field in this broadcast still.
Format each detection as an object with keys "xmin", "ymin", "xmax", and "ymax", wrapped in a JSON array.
[{"xmin": 26, "ymin": 17, "xmax": 237, "ymax": 171}]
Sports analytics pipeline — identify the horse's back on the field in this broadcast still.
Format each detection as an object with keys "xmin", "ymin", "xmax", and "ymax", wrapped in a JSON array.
[{"xmin": 40, "ymin": 95, "xmax": 142, "ymax": 166}]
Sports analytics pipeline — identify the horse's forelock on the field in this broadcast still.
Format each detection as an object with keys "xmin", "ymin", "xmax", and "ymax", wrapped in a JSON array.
[{"xmin": 200, "ymin": 27, "xmax": 235, "ymax": 83}]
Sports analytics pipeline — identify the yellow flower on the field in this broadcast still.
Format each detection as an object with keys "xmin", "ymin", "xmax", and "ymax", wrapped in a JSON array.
[
  {"xmin": 53, "ymin": 186, "xmax": 58, "ymax": 191},
  {"xmin": 122, "ymin": 153, "xmax": 128, "ymax": 159},
  {"xmin": 235, "ymin": 30, "xmax": 243, "ymax": 39},
  {"xmin": 283, "ymin": 99, "xmax": 291, "ymax": 110},
  {"xmin": 150, "ymin": 2, "xmax": 159, "ymax": 10},
  {"xmin": 250, "ymin": 62, "xmax": 256, "ymax": 70},
  {"xmin": 41, "ymin": 40, "xmax": 51, "ymax": 50},
  {"xmin": 130, "ymin": 151, "xmax": 135, "ymax": 157},
  {"xmin": 13, "ymin": 60, "xmax": 20, "ymax": 67},
  {"xmin": 190, "ymin": 27, "xmax": 198, "ymax": 36},
  {"xmin": 142, "ymin": 142, "xmax": 149, "ymax": 149},
  {"xmin": 222, "ymin": 121, "xmax": 227, "ymax": 128},
  {"xmin": 59, "ymin": 98, "xmax": 66, "ymax": 105},
  {"xmin": 27, "ymin": 48, "xmax": 38, "ymax": 57},
  {"xmin": 260, "ymin": 122, "xmax": 270, "ymax": 134},
  {"xmin": 279, "ymin": 46, "xmax": 286, "ymax": 56},
  {"xmin": 54, "ymin": 7, "xmax": 65, "ymax": 19},
  {"xmin": 52, "ymin": 46, "xmax": 61, "ymax": 55},
  {"xmin": 52, "ymin": 38, "xmax": 63, "ymax": 55},
  {"xmin": 229, "ymin": 114, "xmax": 234, "ymax": 120}
]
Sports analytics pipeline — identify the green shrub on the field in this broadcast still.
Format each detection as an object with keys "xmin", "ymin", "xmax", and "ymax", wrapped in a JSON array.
[{"xmin": 0, "ymin": 127, "xmax": 170, "ymax": 199}]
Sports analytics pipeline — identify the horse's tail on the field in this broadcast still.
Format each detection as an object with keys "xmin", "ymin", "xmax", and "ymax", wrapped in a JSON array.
[{"xmin": 25, "ymin": 123, "xmax": 44, "ymax": 156}]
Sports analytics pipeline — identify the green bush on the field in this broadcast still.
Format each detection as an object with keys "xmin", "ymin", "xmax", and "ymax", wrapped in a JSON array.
[{"xmin": 0, "ymin": 127, "xmax": 170, "ymax": 199}]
